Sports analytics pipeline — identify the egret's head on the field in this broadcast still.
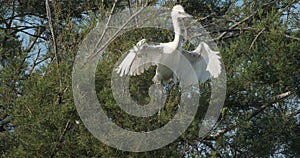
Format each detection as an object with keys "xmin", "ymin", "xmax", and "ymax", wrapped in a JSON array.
[{"xmin": 171, "ymin": 5, "xmax": 192, "ymax": 18}]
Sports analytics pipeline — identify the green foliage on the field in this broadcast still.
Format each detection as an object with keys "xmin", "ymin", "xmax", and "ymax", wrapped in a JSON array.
[{"xmin": 0, "ymin": 0, "xmax": 299, "ymax": 157}]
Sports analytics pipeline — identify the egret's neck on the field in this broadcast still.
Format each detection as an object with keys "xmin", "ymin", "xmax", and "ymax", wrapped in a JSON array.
[{"xmin": 172, "ymin": 17, "xmax": 181, "ymax": 47}]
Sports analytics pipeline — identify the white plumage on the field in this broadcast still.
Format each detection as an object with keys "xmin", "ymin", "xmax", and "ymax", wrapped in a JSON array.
[
  {"xmin": 181, "ymin": 42, "xmax": 222, "ymax": 83},
  {"xmin": 115, "ymin": 5, "xmax": 222, "ymax": 84}
]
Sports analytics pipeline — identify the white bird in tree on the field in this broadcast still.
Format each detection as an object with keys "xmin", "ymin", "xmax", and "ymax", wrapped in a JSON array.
[{"xmin": 115, "ymin": 5, "xmax": 222, "ymax": 84}]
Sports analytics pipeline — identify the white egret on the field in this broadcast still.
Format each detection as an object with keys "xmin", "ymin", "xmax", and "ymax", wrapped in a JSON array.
[
  {"xmin": 116, "ymin": 39, "xmax": 221, "ymax": 83},
  {"xmin": 115, "ymin": 5, "xmax": 192, "ymax": 83},
  {"xmin": 115, "ymin": 5, "xmax": 222, "ymax": 84}
]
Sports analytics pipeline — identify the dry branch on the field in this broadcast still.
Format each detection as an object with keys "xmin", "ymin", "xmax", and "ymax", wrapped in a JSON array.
[
  {"xmin": 87, "ymin": 0, "xmax": 152, "ymax": 61},
  {"xmin": 249, "ymin": 28, "xmax": 265, "ymax": 50},
  {"xmin": 207, "ymin": 91, "xmax": 292, "ymax": 139},
  {"xmin": 95, "ymin": 0, "xmax": 118, "ymax": 50},
  {"xmin": 50, "ymin": 120, "xmax": 72, "ymax": 158},
  {"xmin": 215, "ymin": 12, "xmax": 257, "ymax": 41},
  {"xmin": 45, "ymin": 0, "xmax": 59, "ymax": 64}
]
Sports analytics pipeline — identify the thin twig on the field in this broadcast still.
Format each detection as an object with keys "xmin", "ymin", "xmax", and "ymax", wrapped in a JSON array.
[
  {"xmin": 199, "ymin": 13, "xmax": 215, "ymax": 21},
  {"xmin": 19, "ymin": 30, "xmax": 48, "ymax": 40},
  {"xmin": 50, "ymin": 120, "xmax": 72, "ymax": 158},
  {"xmin": 285, "ymin": 34, "xmax": 300, "ymax": 41},
  {"xmin": 128, "ymin": 0, "xmax": 138, "ymax": 27},
  {"xmin": 248, "ymin": 91, "xmax": 292, "ymax": 120},
  {"xmin": 95, "ymin": 0, "xmax": 118, "ymax": 50},
  {"xmin": 7, "ymin": 0, "xmax": 15, "ymax": 28},
  {"xmin": 25, "ymin": 29, "xmax": 44, "ymax": 53},
  {"xmin": 249, "ymin": 28, "xmax": 265, "ymax": 50},
  {"xmin": 45, "ymin": 0, "xmax": 59, "ymax": 64},
  {"xmin": 87, "ymin": 1, "xmax": 151, "ymax": 61},
  {"xmin": 207, "ymin": 91, "xmax": 292, "ymax": 139},
  {"xmin": 45, "ymin": 0, "xmax": 62, "ymax": 102},
  {"xmin": 213, "ymin": 0, "xmax": 277, "ymax": 41},
  {"xmin": 127, "ymin": 0, "xmax": 132, "ymax": 10},
  {"xmin": 24, "ymin": 104, "xmax": 32, "ymax": 114},
  {"xmin": 35, "ymin": 56, "xmax": 51, "ymax": 66},
  {"xmin": 11, "ymin": 26, "xmax": 40, "ymax": 33},
  {"xmin": 215, "ymin": 11, "xmax": 257, "ymax": 41},
  {"xmin": 28, "ymin": 55, "xmax": 50, "ymax": 76},
  {"xmin": 29, "ymin": 48, "xmax": 41, "ymax": 75},
  {"xmin": 187, "ymin": 27, "xmax": 254, "ymax": 41}
]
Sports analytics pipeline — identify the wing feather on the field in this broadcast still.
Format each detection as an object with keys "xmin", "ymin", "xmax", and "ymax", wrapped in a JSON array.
[
  {"xmin": 116, "ymin": 43, "xmax": 164, "ymax": 77},
  {"xmin": 181, "ymin": 42, "xmax": 221, "ymax": 83},
  {"xmin": 116, "ymin": 49, "xmax": 137, "ymax": 77},
  {"xmin": 197, "ymin": 42, "xmax": 221, "ymax": 78}
]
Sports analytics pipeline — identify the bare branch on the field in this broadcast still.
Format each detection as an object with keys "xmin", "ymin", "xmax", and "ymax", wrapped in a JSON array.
[
  {"xmin": 187, "ymin": 27, "xmax": 254, "ymax": 41},
  {"xmin": 95, "ymin": 0, "xmax": 118, "ymax": 50},
  {"xmin": 285, "ymin": 34, "xmax": 300, "ymax": 41},
  {"xmin": 45, "ymin": 0, "xmax": 63, "ymax": 100},
  {"xmin": 18, "ymin": 30, "xmax": 48, "ymax": 40},
  {"xmin": 10, "ymin": 26, "xmax": 38, "ymax": 33},
  {"xmin": 215, "ymin": 12, "xmax": 257, "ymax": 41},
  {"xmin": 50, "ymin": 120, "xmax": 72, "ymax": 158},
  {"xmin": 127, "ymin": 0, "xmax": 132, "ymax": 9},
  {"xmin": 45, "ymin": 0, "xmax": 59, "ymax": 64},
  {"xmin": 29, "ymin": 49, "xmax": 41, "ymax": 75},
  {"xmin": 199, "ymin": 13, "xmax": 216, "ymax": 21},
  {"xmin": 128, "ymin": 0, "xmax": 138, "ymax": 27},
  {"xmin": 35, "ymin": 56, "xmax": 51, "ymax": 66},
  {"xmin": 249, "ymin": 28, "xmax": 265, "ymax": 50},
  {"xmin": 7, "ymin": 0, "xmax": 16, "ymax": 29},
  {"xmin": 87, "ymin": 3, "xmax": 150, "ymax": 61},
  {"xmin": 11, "ymin": 13, "xmax": 47, "ymax": 21},
  {"xmin": 211, "ymin": 0, "xmax": 278, "ymax": 41},
  {"xmin": 207, "ymin": 91, "xmax": 292, "ymax": 139},
  {"xmin": 25, "ymin": 28, "xmax": 45, "ymax": 52}
]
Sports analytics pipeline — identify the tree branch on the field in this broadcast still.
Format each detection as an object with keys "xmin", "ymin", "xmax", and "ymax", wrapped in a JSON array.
[
  {"xmin": 50, "ymin": 120, "xmax": 72, "ymax": 158},
  {"xmin": 248, "ymin": 91, "xmax": 291, "ymax": 120},
  {"xmin": 18, "ymin": 30, "xmax": 48, "ymax": 40},
  {"xmin": 87, "ymin": 1, "xmax": 151, "ymax": 61},
  {"xmin": 29, "ymin": 49, "xmax": 41, "ymax": 75},
  {"xmin": 284, "ymin": 34, "xmax": 300, "ymax": 41},
  {"xmin": 7, "ymin": 0, "xmax": 15, "ymax": 29},
  {"xmin": 210, "ymin": 0, "xmax": 278, "ymax": 41},
  {"xmin": 45, "ymin": 0, "xmax": 59, "ymax": 64},
  {"xmin": 128, "ymin": 0, "xmax": 138, "ymax": 27},
  {"xmin": 207, "ymin": 91, "xmax": 292, "ymax": 139},
  {"xmin": 215, "ymin": 11, "xmax": 257, "ymax": 41},
  {"xmin": 45, "ymin": 0, "xmax": 63, "ymax": 103},
  {"xmin": 187, "ymin": 27, "xmax": 254, "ymax": 41},
  {"xmin": 25, "ymin": 30, "xmax": 44, "ymax": 53},
  {"xmin": 249, "ymin": 28, "xmax": 265, "ymax": 50},
  {"xmin": 94, "ymin": 0, "xmax": 118, "ymax": 51}
]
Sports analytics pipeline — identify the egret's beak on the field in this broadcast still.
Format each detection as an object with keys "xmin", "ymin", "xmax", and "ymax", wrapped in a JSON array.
[{"xmin": 181, "ymin": 12, "xmax": 193, "ymax": 18}]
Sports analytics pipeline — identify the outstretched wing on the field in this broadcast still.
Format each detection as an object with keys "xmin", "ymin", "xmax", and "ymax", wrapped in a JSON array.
[
  {"xmin": 182, "ymin": 42, "xmax": 221, "ymax": 83},
  {"xmin": 115, "ymin": 40, "xmax": 164, "ymax": 77}
]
